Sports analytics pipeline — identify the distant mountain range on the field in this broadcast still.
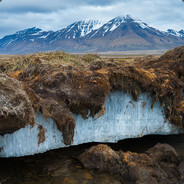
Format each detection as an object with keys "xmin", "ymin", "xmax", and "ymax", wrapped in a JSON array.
[{"xmin": 0, "ymin": 15, "xmax": 184, "ymax": 54}]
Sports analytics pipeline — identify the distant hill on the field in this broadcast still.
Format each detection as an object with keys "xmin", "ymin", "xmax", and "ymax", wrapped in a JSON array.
[{"xmin": 0, "ymin": 15, "xmax": 184, "ymax": 54}]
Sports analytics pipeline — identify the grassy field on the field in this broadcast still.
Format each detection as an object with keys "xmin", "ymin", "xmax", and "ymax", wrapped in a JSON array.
[
  {"xmin": 98, "ymin": 49, "xmax": 165, "ymax": 55},
  {"xmin": 0, "ymin": 51, "xmax": 162, "ymax": 74}
]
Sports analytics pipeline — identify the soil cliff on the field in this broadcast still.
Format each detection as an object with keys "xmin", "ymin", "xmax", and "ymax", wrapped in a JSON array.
[{"xmin": 0, "ymin": 46, "xmax": 184, "ymax": 145}]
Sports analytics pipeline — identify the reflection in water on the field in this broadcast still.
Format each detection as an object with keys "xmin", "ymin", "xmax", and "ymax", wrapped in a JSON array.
[{"xmin": 0, "ymin": 134, "xmax": 184, "ymax": 184}]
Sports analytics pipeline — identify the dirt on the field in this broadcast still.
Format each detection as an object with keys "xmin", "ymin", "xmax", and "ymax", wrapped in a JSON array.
[
  {"xmin": 37, "ymin": 125, "xmax": 46, "ymax": 145},
  {"xmin": 0, "ymin": 74, "xmax": 35, "ymax": 135}
]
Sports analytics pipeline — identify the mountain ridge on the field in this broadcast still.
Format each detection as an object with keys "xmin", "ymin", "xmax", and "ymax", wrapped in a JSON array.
[{"xmin": 0, "ymin": 15, "xmax": 184, "ymax": 54}]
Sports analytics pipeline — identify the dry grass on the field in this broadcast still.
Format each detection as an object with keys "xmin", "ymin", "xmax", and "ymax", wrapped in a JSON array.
[
  {"xmin": 0, "ymin": 52, "xmax": 103, "ymax": 74},
  {"xmin": 0, "ymin": 51, "xmax": 162, "ymax": 76}
]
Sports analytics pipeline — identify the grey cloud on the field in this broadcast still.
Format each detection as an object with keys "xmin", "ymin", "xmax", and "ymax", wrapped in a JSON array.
[
  {"xmin": 0, "ymin": 0, "xmax": 184, "ymax": 38},
  {"xmin": 0, "ymin": 0, "xmax": 120, "ymax": 13}
]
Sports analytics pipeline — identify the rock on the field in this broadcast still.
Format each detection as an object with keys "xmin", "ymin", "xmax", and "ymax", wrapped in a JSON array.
[
  {"xmin": 62, "ymin": 177, "xmax": 77, "ymax": 184},
  {"xmin": 146, "ymin": 143, "xmax": 181, "ymax": 183},
  {"xmin": 78, "ymin": 144, "xmax": 120, "ymax": 173},
  {"xmin": 82, "ymin": 172, "xmax": 93, "ymax": 180},
  {"xmin": 79, "ymin": 144, "xmax": 160, "ymax": 183},
  {"xmin": 179, "ymin": 161, "xmax": 184, "ymax": 184},
  {"xmin": 146, "ymin": 143, "xmax": 180, "ymax": 164},
  {"xmin": 119, "ymin": 151, "xmax": 165, "ymax": 184},
  {"xmin": 79, "ymin": 143, "xmax": 183, "ymax": 184}
]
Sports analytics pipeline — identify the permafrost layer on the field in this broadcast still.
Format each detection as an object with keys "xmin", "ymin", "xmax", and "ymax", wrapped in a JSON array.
[{"xmin": 0, "ymin": 92, "xmax": 179, "ymax": 157}]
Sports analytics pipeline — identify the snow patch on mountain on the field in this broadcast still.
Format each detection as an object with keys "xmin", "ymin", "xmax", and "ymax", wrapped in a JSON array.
[
  {"xmin": 167, "ymin": 29, "xmax": 184, "ymax": 37},
  {"xmin": 64, "ymin": 20, "xmax": 103, "ymax": 38},
  {"xmin": 16, "ymin": 27, "xmax": 42, "ymax": 35},
  {"xmin": 89, "ymin": 15, "xmax": 151, "ymax": 39},
  {"xmin": 39, "ymin": 32, "xmax": 51, "ymax": 39},
  {"xmin": 31, "ymin": 31, "xmax": 43, "ymax": 36},
  {"xmin": 2, "ymin": 39, "xmax": 15, "ymax": 47},
  {"xmin": 79, "ymin": 20, "xmax": 103, "ymax": 36},
  {"xmin": 134, "ymin": 20, "xmax": 149, "ymax": 29}
]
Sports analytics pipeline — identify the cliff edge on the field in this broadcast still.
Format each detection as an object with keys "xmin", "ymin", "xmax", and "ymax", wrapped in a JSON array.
[{"xmin": 0, "ymin": 46, "xmax": 184, "ymax": 157}]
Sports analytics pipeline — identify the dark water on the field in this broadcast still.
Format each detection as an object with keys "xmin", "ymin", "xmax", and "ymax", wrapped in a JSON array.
[{"xmin": 0, "ymin": 134, "xmax": 184, "ymax": 184}]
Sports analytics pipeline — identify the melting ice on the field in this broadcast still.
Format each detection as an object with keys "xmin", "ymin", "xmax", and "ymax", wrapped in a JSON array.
[{"xmin": 0, "ymin": 92, "xmax": 179, "ymax": 157}]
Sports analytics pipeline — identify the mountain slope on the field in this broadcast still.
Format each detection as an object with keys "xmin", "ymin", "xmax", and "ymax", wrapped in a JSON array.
[
  {"xmin": 0, "ymin": 15, "xmax": 184, "ymax": 54},
  {"xmin": 0, "ymin": 27, "xmax": 53, "ymax": 46},
  {"xmin": 167, "ymin": 29, "xmax": 184, "ymax": 38},
  {"xmin": 50, "ymin": 20, "xmax": 103, "ymax": 40},
  {"xmin": 85, "ymin": 15, "xmax": 184, "ymax": 51},
  {"xmin": 87, "ymin": 15, "xmax": 151, "ymax": 39}
]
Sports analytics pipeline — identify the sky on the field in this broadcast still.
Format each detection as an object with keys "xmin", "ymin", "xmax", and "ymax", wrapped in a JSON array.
[{"xmin": 0, "ymin": 0, "xmax": 184, "ymax": 38}]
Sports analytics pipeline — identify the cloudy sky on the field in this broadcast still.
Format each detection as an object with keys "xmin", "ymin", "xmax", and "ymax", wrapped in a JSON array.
[{"xmin": 0, "ymin": 0, "xmax": 184, "ymax": 38}]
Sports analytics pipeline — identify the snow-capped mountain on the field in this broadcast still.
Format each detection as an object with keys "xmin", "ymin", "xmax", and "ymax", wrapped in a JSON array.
[
  {"xmin": 167, "ymin": 29, "xmax": 184, "ymax": 38},
  {"xmin": 51, "ymin": 20, "xmax": 103, "ymax": 40},
  {"xmin": 87, "ymin": 15, "xmax": 150, "ymax": 39},
  {"xmin": 0, "ymin": 15, "xmax": 184, "ymax": 54},
  {"xmin": 85, "ymin": 15, "xmax": 184, "ymax": 51},
  {"xmin": 0, "ymin": 27, "xmax": 53, "ymax": 47},
  {"xmin": 0, "ymin": 20, "xmax": 103, "ymax": 52}
]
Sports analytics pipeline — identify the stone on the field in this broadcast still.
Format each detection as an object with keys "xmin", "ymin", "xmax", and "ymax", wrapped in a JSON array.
[{"xmin": 79, "ymin": 143, "xmax": 183, "ymax": 184}]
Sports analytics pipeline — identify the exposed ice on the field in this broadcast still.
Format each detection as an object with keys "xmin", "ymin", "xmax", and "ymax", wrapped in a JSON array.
[{"xmin": 0, "ymin": 92, "xmax": 179, "ymax": 157}]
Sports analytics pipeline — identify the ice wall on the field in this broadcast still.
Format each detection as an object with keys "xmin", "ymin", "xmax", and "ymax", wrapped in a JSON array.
[{"xmin": 0, "ymin": 92, "xmax": 179, "ymax": 157}]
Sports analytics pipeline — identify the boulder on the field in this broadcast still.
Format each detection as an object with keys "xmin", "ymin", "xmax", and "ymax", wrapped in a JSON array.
[{"xmin": 79, "ymin": 143, "xmax": 183, "ymax": 184}]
